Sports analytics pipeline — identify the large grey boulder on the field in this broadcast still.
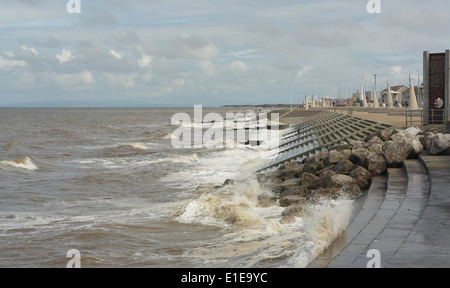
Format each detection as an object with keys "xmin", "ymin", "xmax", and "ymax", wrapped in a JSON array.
[
  {"xmin": 365, "ymin": 152, "xmax": 387, "ymax": 174},
  {"xmin": 366, "ymin": 142, "xmax": 383, "ymax": 154},
  {"xmin": 365, "ymin": 129, "xmax": 392, "ymax": 142},
  {"xmin": 279, "ymin": 195, "xmax": 307, "ymax": 207},
  {"xmin": 322, "ymin": 149, "xmax": 351, "ymax": 167},
  {"xmin": 272, "ymin": 162, "xmax": 303, "ymax": 181},
  {"xmin": 275, "ymin": 178, "xmax": 302, "ymax": 193},
  {"xmin": 382, "ymin": 130, "xmax": 423, "ymax": 167},
  {"xmin": 318, "ymin": 174, "xmax": 361, "ymax": 197},
  {"xmin": 301, "ymin": 172, "xmax": 320, "ymax": 195},
  {"xmin": 349, "ymin": 166, "xmax": 372, "ymax": 189},
  {"xmin": 383, "ymin": 140, "xmax": 415, "ymax": 167},
  {"xmin": 428, "ymin": 133, "xmax": 450, "ymax": 155},
  {"xmin": 334, "ymin": 160, "xmax": 355, "ymax": 175},
  {"xmin": 390, "ymin": 126, "xmax": 422, "ymax": 141},
  {"xmin": 349, "ymin": 148, "xmax": 370, "ymax": 166}
]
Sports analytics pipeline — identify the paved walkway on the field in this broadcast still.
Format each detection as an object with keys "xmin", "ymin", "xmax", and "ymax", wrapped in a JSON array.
[{"xmin": 308, "ymin": 152, "xmax": 450, "ymax": 268}]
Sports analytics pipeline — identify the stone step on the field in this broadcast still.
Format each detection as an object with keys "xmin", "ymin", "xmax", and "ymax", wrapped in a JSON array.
[
  {"xmin": 320, "ymin": 159, "xmax": 432, "ymax": 268},
  {"xmin": 325, "ymin": 167, "xmax": 407, "ymax": 268},
  {"xmin": 308, "ymin": 175, "xmax": 388, "ymax": 268},
  {"xmin": 327, "ymin": 168, "xmax": 407, "ymax": 268},
  {"xmin": 386, "ymin": 153, "xmax": 450, "ymax": 267},
  {"xmin": 350, "ymin": 160, "xmax": 430, "ymax": 268}
]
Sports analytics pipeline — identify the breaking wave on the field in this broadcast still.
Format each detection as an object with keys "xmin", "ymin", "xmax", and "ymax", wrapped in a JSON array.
[
  {"xmin": 0, "ymin": 156, "xmax": 38, "ymax": 171},
  {"xmin": 161, "ymin": 133, "xmax": 176, "ymax": 140},
  {"xmin": 288, "ymin": 198, "xmax": 354, "ymax": 267},
  {"xmin": 175, "ymin": 173, "xmax": 355, "ymax": 267},
  {"xmin": 102, "ymin": 142, "xmax": 152, "ymax": 157},
  {"xmin": 117, "ymin": 143, "xmax": 147, "ymax": 150},
  {"xmin": 170, "ymin": 154, "xmax": 199, "ymax": 164}
]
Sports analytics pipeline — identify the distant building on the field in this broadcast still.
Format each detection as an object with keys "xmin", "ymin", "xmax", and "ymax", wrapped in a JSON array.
[{"xmin": 380, "ymin": 85, "xmax": 408, "ymax": 106}]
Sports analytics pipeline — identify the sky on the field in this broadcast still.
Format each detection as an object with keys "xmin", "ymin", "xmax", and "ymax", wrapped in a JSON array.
[{"xmin": 1, "ymin": 0, "xmax": 450, "ymax": 107}]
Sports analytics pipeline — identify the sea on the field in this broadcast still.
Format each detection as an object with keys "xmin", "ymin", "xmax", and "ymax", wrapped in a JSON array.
[{"xmin": 0, "ymin": 107, "xmax": 355, "ymax": 268}]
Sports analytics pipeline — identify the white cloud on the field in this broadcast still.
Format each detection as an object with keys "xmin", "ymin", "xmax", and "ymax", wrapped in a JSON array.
[
  {"xmin": 170, "ymin": 33, "xmax": 219, "ymax": 60},
  {"xmin": 0, "ymin": 56, "xmax": 26, "ymax": 70},
  {"xmin": 297, "ymin": 65, "xmax": 312, "ymax": 78},
  {"xmin": 110, "ymin": 49, "xmax": 122, "ymax": 59},
  {"xmin": 187, "ymin": 44, "xmax": 218, "ymax": 60},
  {"xmin": 56, "ymin": 49, "xmax": 74, "ymax": 64},
  {"xmin": 230, "ymin": 60, "xmax": 249, "ymax": 72},
  {"xmin": 53, "ymin": 71, "xmax": 95, "ymax": 87},
  {"xmin": 103, "ymin": 73, "xmax": 138, "ymax": 88},
  {"xmin": 224, "ymin": 49, "xmax": 263, "ymax": 59},
  {"xmin": 21, "ymin": 46, "xmax": 39, "ymax": 56},
  {"xmin": 138, "ymin": 54, "xmax": 152, "ymax": 68},
  {"xmin": 174, "ymin": 78, "xmax": 185, "ymax": 86},
  {"xmin": 389, "ymin": 65, "xmax": 403, "ymax": 80},
  {"xmin": 3, "ymin": 51, "xmax": 15, "ymax": 57}
]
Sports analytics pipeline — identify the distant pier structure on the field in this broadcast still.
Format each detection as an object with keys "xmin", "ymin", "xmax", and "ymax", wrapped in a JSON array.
[{"xmin": 423, "ymin": 50, "xmax": 450, "ymax": 127}]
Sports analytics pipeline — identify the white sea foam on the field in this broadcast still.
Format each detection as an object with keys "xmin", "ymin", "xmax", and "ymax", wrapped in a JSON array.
[
  {"xmin": 161, "ymin": 133, "xmax": 176, "ymax": 140},
  {"xmin": 288, "ymin": 199, "xmax": 354, "ymax": 267},
  {"xmin": 170, "ymin": 153, "xmax": 199, "ymax": 163},
  {"xmin": 0, "ymin": 156, "xmax": 38, "ymax": 171},
  {"xmin": 176, "ymin": 176, "xmax": 315, "ymax": 267},
  {"xmin": 173, "ymin": 144, "xmax": 355, "ymax": 267},
  {"xmin": 115, "ymin": 142, "xmax": 147, "ymax": 150}
]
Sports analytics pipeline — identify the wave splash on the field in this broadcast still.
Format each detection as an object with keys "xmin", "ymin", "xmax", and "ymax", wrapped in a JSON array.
[
  {"xmin": 288, "ymin": 199, "xmax": 354, "ymax": 267},
  {"xmin": 0, "ymin": 156, "xmax": 38, "ymax": 171},
  {"xmin": 175, "ymin": 173, "xmax": 354, "ymax": 267}
]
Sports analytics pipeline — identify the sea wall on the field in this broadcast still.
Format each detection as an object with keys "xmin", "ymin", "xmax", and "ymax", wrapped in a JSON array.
[{"xmin": 261, "ymin": 126, "xmax": 450, "ymax": 224}]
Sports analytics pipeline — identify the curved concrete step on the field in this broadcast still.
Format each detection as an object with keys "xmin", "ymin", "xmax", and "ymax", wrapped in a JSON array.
[
  {"xmin": 308, "ymin": 175, "xmax": 388, "ymax": 268},
  {"xmin": 323, "ymin": 168, "xmax": 407, "ymax": 268},
  {"xmin": 348, "ymin": 160, "xmax": 430, "ymax": 268},
  {"xmin": 319, "ymin": 159, "xmax": 431, "ymax": 268},
  {"xmin": 387, "ymin": 153, "xmax": 450, "ymax": 267}
]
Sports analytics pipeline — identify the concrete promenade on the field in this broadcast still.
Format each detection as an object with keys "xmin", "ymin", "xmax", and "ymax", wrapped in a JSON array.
[{"xmin": 275, "ymin": 108, "xmax": 450, "ymax": 268}]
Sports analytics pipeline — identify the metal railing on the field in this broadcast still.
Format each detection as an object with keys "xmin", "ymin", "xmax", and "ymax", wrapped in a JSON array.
[{"xmin": 405, "ymin": 109, "xmax": 448, "ymax": 126}]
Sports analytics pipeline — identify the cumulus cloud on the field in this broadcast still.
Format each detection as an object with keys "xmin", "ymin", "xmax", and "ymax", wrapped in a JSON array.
[
  {"xmin": 0, "ymin": 56, "xmax": 26, "ymax": 70},
  {"xmin": 138, "ymin": 54, "xmax": 152, "ymax": 68},
  {"xmin": 390, "ymin": 65, "xmax": 403, "ymax": 80},
  {"xmin": 2, "ymin": 0, "xmax": 450, "ymax": 107},
  {"xmin": 110, "ymin": 49, "xmax": 122, "ymax": 59},
  {"xmin": 52, "ymin": 71, "xmax": 95, "ymax": 87},
  {"xmin": 162, "ymin": 33, "xmax": 219, "ymax": 61},
  {"xmin": 56, "ymin": 49, "xmax": 74, "ymax": 64},
  {"xmin": 21, "ymin": 46, "xmax": 39, "ymax": 56},
  {"xmin": 230, "ymin": 60, "xmax": 249, "ymax": 72}
]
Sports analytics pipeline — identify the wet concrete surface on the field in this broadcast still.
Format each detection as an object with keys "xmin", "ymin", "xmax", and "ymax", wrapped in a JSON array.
[{"xmin": 309, "ymin": 153, "xmax": 450, "ymax": 268}]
